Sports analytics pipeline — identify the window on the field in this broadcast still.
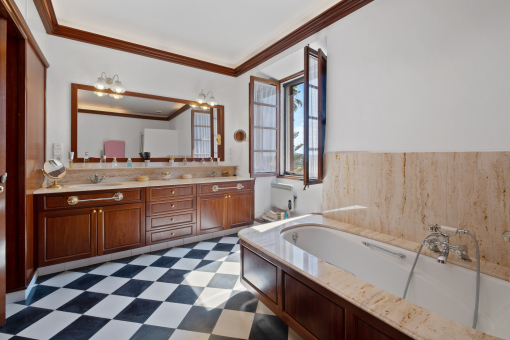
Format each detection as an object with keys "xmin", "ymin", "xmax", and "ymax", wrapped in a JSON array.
[
  {"xmin": 192, "ymin": 109, "xmax": 212, "ymax": 158},
  {"xmin": 249, "ymin": 76, "xmax": 280, "ymax": 177},
  {"xmin": 283, "ymin": 78, "xmax": 305, "ymax": 177}
]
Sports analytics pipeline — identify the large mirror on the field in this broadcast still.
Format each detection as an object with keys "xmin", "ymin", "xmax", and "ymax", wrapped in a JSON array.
[{"xmin": 71, "ymin": 84, "xmax": 225, "ymax": 162}]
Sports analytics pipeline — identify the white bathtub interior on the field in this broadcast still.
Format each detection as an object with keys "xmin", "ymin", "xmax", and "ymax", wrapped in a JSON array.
[{"xmin": 280, "ymin": 225, "xmax": 510, "ymax": 339}]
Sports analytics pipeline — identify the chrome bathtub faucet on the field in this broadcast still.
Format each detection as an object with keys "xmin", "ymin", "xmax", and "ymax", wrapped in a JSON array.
[
  {"xmin": 427, "ymin": 224, "xmax": 472, "ymax": 263},
  {"xmin": 87, "ymin": 174, "xmax": 106, "ymax": 184}
]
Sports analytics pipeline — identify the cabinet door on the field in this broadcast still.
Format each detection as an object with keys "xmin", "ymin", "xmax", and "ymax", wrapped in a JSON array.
[
  {"xmin": 227, "ymin": 191, "xmax": 254, "ymax": 229},
  {"xmin": 38, "ymin": 208, "xmax": 97, "ymax": 267},
  {"xmin": 197, "ymin": 194, "xmax": 227, "ymax": 234},
  {"xmin": 98, "ymin": 203, "xmax": 145, "ymax": 255}
]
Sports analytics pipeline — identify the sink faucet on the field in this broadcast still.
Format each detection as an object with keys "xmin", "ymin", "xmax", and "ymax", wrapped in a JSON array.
[
  {"xmin": 425, "ymin": 224, "xmax": 472, "ymax": 263},
  {"xmin": 207, "ymin": 170, "xmax": 219, "ymax": 177},
  {"xmin": 87, "ymin": 174, "xmax": 106, "ymax": 184}
]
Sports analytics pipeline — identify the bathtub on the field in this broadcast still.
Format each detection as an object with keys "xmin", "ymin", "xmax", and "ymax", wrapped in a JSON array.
[{"xmin": 280, "ymin": 225, "xmax": 510, "ymax": 339}]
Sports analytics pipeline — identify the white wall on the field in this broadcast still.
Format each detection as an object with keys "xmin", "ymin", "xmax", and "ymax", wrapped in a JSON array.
[
  {"xmin": 14, "ymin": 0, "xmax": 48, "ymax": 57},
  {"xmin": 46, "ymin": 35, "xmax": 238, "ymax": 165},
  {"xmin": 168, "ymin": 108, "xmax": 192, "ymax": 157},
  {"xmin": 77, "ymin": 113, "xmax": 171, "ymax": 158}
]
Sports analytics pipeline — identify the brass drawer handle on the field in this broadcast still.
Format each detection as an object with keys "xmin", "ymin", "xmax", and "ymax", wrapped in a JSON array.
[
  {"xmin": 171, "ymin": 232, "xmax": 175, "ymax": 236},
  {"xmin": 212, "ymin": 183, "xmax": 244, "ymax": 192},
  {"xmin": 93, "ymin": 210, "xmax": 96, "ymax": 213},
  {"xmin": 68, "ymin": 192, "xmax": 123, "ymax": 205},
  {"xmin": 171, "ymin": 218, "xmax": 175, "ymax": 221},
  {"xmin": 171, "ymin": 204, "xmax": 175, "ymax": 208},
  {"xmin": 172, "ymin": 191, "xmax": 175, "ymax": 194}
]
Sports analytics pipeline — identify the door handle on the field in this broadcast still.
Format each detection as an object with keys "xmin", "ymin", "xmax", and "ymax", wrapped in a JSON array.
[
  {"xmin": 0, "ymin": 173, "xmax": 6, "ymax": 184},
  {"xmin": 0, "ymin": 186, "xmax": 3, "ymax": 193}
]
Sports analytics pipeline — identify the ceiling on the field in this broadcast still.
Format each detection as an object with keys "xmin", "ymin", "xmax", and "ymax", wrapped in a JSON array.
[
  {"xmin": 51, "ymin": 0, "xmax": 340, "ymax": 68},
  {"xmin": 78, "ymin": 89, "xmax": 186, "ymax": 117}
]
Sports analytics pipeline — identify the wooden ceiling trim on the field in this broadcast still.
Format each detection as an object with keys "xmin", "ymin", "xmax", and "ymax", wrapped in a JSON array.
[
  {"xmin": 166, "ymin": 104, "xmax": 190, "ymax": 121},
  {"xmin": 77, "ymin": 108, "xmax": 169, "ymax": 121},
  {"xmin": 33, "ymin": 0, "xmax": 373, "ymax": 77}
]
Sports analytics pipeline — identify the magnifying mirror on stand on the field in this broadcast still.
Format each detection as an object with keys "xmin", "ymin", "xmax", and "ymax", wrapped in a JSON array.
[{"xmin": 42, "ymin": 159, "xmax": 67, "ymax": 189}]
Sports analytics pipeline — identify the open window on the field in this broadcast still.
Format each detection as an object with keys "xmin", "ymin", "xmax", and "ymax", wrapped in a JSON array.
[
  {"xmin": 303, "ymin": 46, "xmax": 327, "ymax": 186},
  {"xmin": 249, "ymin": 76, "xmax": 280, "ymax": 177},
  {"xmin": 282, "ymin": 76, "xmax": 305, "ymax": 178}
]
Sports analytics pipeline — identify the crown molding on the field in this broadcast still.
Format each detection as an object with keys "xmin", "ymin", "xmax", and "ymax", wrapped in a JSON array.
[{"xmin": 34, "ymin": 0, "xmax": 373, "ymax": 77}]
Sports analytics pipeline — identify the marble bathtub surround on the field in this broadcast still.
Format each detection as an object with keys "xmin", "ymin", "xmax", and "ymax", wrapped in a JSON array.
[
  {"xmin": 53, "ymin": 165, "xmax": 236, "ymax": 185},
  {"xmin": 322, "ymin": 151, "xmax": 510, "ymax": 275},
  {"xmin": 239, "ymin": 215, "xmax": 501, "ymax": 340}
]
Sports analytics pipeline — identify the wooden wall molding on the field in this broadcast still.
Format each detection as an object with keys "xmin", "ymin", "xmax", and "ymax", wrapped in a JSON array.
[
  {"xmin": 78, "ymin": 104, "xmax": 191, "ymax": 121},
  {"xmin": 33, "ymin": 0, "xmax": 373, "ymax": 77}
]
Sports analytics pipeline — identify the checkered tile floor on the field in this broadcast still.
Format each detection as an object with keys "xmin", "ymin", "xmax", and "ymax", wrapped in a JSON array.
[{"xmin": 0, "ymin": 235, "xmax": 303, "ymax": 340}]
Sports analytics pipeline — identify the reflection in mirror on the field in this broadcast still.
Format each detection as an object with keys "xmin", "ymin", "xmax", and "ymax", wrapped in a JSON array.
[
  {"xmin": 42, "ymin": 159, "xmax": 66, "ymax": 189},
  {"xmin": 233, "ymin": 129, "xmax": 247, "ymax": 142},
  {"xmin": 76, "ymin": 89, "xmax": 220, "ymax": 160}
]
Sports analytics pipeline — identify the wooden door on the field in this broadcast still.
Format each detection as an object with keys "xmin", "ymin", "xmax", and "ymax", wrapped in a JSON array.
[
  {"xmin": 197, "ymin": 194, "xmax": 227, "ymax": 234},
  {"xmin": 38, "ymin": 208, "xmax": 97, "ymax": 267},
  {"xmin": 98, "ymin": 203, "xmax": 145, "ymax": 255},
  {"xmin": 227, "ymin": 191, "xmax": 254, "ymax": 229},
  {"xmin": 0, "ymin": 17, "xmax": 7, "ymax": 325}
]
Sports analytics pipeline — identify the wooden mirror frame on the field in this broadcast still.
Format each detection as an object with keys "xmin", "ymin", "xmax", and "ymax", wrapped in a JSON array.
[{"xmin": 71, "ymin": 83, "xmax": 225, "ymax": 163}]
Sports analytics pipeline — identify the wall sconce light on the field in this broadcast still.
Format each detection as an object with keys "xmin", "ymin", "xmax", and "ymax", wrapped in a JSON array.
[
  {"xmin": 94, "ymin": 72, "xmax": 126, "ymax": 93},
  {"xmin": 191, "ymin": 90, "xmax": 216, "ymax": 108}
]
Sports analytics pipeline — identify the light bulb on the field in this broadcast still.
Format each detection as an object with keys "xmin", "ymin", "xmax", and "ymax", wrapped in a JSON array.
[
  {"xmin": 190, "ymin": 104, "xmax": 197, "ymax": 108},
  {"xmin": 201, "ymin": 105, "xmax": 208, "ymax": 110},
  {"xmin": 196, "ymin": 90, "xmax": 206, "ymax": 104},
  {"xmin": 94, "ymin": 91, "xmax": 108, "ymax": 97},
  {"xmin": 109, "ymin": 94, "xmax": 123, "ymax": 99},
  {"xmin": 111, "ymin": 80, "xmax": 125, "ymax": 93},
  {"xmin": 208, "ymin": 95, "xmax": 216, "ymax": 106},
  {"xmin": 94, "ymin": 76, "xmax": 107, "ymax": 90}
]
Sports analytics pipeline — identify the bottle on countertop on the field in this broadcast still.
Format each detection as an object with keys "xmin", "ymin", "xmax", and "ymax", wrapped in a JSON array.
[
  {"xmin": 112, "ymin": 157, "xmax": 118, "ymax": 168},
  {"xmin": 84, "ymin": 152, "xmax": 89, "ymax": 168},
  {"xmin": 126, "ymin": 158, "xmax": 132, "ymax": 167}
]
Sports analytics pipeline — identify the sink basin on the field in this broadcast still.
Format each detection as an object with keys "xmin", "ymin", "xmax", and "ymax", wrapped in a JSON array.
[{"xmin": 71, "ymin": 183, "xmax": 124, "ymax": 188}]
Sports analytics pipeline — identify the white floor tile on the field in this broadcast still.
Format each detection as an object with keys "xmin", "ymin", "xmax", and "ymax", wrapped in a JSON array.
[
  {"xmin": 6, "ymin": 303, "xmax": 27, "ymax": 318},
  {"xmin": 217, "ymin": 262, "xmax": 241, "ymax": 275},
  {"xmin": 132, "ymin": 246, "xmax": 152, "ymax": 256},
  {"xmin": 181, "ymin": 272, "xmax": 215, "ymax": 287},
  {"xmin": 129, "ymin": 254, "xmax": 160, "ymax": 266},
  {"xmin": 145, "ymin": 302, "xmax": 192, "ymax": 328},
  {"xmin": 256, "ymin": 301, "xmax": 275, "ymax": 315},
  {"xmin": 288, "ymin": 326, "xmax": 305, "ymax": 340},
  {"xmin": 0, "ymin": 334, "xmax": 13, "ymax": 340},
  {"xmin": 64, "ymin": 258, "xmax": 91, "ymax": 271},
  {"xmin": 168, "ymin": 239, "xmax": 184, "ymax": 247},
  {"xmin": 203, "ymin": 251, "xmax": 229, "ymax": 261},
  {"xmin": 41, "ymin": 271, "xmax": 85, "ymax": 287},
  {"xmin": 111, "ymin": 250, "xmax": 132, "ymax": 260},
  {"xmin": 87, "ymin": 276, "xmax": 130, "ymax": 294},
  {"xmin": 212, "ymin": 309, "xmax": 255, "ymax": 339},
  {"xmin": 85, "ymin": 295, "xmax": 135, "ymax": 319},
  {"xmin": 233, "ymin": 277, "xmax": 247, "ymax": 291},
  {"xmin": 89, "ymin": 319, "xmax": 142, "ymax": 340},
  {"xmin": 218, "ymin": 237, "xmax": 239, "ymax": 244},
  {"xmin": 6, "ymin": 290, "xmax": 25, "ymax": 304},
  {"xmin": 138, "ymin": 282, "xmax": 178, "ymax": 301},
  {"xmin": 31, "ymin": 288, "xmax": 82, "ymax": 310},
  {"xmin": 89, "ymin": 262, "xmax": 126, "ymax": 276},
  {"xmin": 192, "ymin": 242, "xmax": 216, "ymax": 250},
  {"xmin": 18, "ymin": 311, "xmax": 80, "ymax": 340},
  {"xmin": 182, "ymin": 236, "xmax": 199, "ymax": 245},
  {"xmin": 172, "ymin": 258, "xmax": 201, "ymax": 270},
  {"xmin": 89, "ymin": 254, "xmax": 112, "ymax": 265},
  {"xmin": 169, "ymin": 330, "xmax": 210, "ymax": 340},
  {"xmin": 132, "ymin": 267, "xmax": 168, "ymax": 281},
  {"xmin": 194, "ymin": 288, "xmax": 231, "ymax": 309},
  {"xmin": 231, "ymin": 244, "xmax": 241, "ymax": 253},
  {"xmin": 163, "ymin": 247, "xmax": 191, "ymax": 258}
]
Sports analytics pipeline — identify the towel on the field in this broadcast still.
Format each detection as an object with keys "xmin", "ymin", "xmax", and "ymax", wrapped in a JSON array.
[{"xmin": 104, "ymin": 140, "xmax": 125, "ymax": 158}]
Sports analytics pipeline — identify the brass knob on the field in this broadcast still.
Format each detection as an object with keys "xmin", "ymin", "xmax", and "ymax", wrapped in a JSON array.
[
  {"xmin": 229, "ymin": 195, "xmax": 231, "ymax": 198},
  {"xmin": 171, "ymin": 233, "xmax": 174, "ymax": 236},
  {"xmin": 93, "ymin": 210, "xmax": 96, "ymax": 213},
  {"xmin": 171, "ymin": 204, "xmax": 175, "ymax": 208},
  {"xmin": 172, "ymin": 191, "xmax": 175, "ymax": 194},
  {"xmin": 225, "ymin": 195, "xmax": 227, "ymax": 198},
  {"xmin": 99, "ymin": 210, "xmax": 103, "ymax": 213},
  {"xmin": 171, "ymin": 218, "xmax": 175, "ymax": 221}
]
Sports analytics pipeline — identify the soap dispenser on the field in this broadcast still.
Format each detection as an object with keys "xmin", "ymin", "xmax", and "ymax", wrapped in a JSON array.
[
  {"xmin": 126, "ymin": 158, "xmax": 132, "ymax": 167},
  {"xmin": 112, "ymin": 157, "xmax": 118, "ymax": 168}
]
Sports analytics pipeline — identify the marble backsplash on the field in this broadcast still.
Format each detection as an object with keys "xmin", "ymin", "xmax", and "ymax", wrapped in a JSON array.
[
  {"xmin": 57, "ymin": 165, "xmax": 237, "ymax": 184},
  {"xmin": 323, "ymin": 152, "xmax": 510, "ymax": 271}
]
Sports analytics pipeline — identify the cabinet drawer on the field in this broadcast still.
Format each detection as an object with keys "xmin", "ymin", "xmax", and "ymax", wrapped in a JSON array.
[
  {"xmin": 146, "ymin": 197, "xmax": 196, "ymax": 216},
  {"xmin": 146, "ymin": 211, "xmax": 196, "ymax": 231},
  {"xmin": 40, "ymin": 188, "xmax": 144, "ymax": 211},
  {"xmin": 146, "ymin": 224, "xmax": 196, "ymax": 245},
  {"xmin": 147, "ymin": 185, "xmax": 195, "ymax": 201},
  {"xmin": 198, "ymin": 181, "xmax": 253, "ymax": 195}
]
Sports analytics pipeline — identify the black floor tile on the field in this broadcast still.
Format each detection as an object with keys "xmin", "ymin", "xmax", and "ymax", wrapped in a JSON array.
[
  {"xmin": 212, "ymin": 243, "xmax": 235, "ymax": 252},
  {"xmin": 57, "ymin": 291, "xmax": 107, "ymax": 314},
  {"xmin": 0, "ymin": 307, "xmax": 52, "ymax": 335},
  {"xmin": 50, "ymin": 315, "xmax": 109, "ymax": 340},
  {"xmin": 177, "ymin": 306, "xmax": 222, "ymax": 333},
  {"xmin": 129, "ymin": 324, "xmax": 175, "ymax": 340},
  {"xmin": 10, "ymin": 336, "xmax": 37, "ymax": 340},
  {"xmin": 209, "ymin": 335, "xmax": 244, "ymax": 340},
  {"xmin": 112, "ymin": 279, "xmax": 153, "ymax": 297},
  {"xmin": 17, "ymin": 285, "xmax": 59, "ymax": 306},
  {"xmin": 114, "ymin": 299, "xmax": 162, "ymax": 324},
  {"xmin": 35, "ymin": 272, "xmax": 63, "ymax": 284},
  {"xmin": 166, "ymin": 285, "xmax": 204, "ymax": 305},
  {"xmin": 209, "ymin": 237, "xmax": 223, "ymax": 243},
  {"xmin": 179, "ymin": 242, "xmax": 199, "ymax": 249},
  {"xmin": 194, "ymin": 260, "xmax": 222, "ymax": 273},
  {"xmin": 111, "ymin": 255, "xmax": 142, "ymax": 264},
  {"xmin": 111, "ymin": 264, "xmax": 146, "ymax": 278},
  {"xmin": 157, "ymin": 269, "xmax": 190, "ymax": 284},
  {"xmin": 249, "ymin": 314, "xmax": 288, "ymax": 340},
  {"xmin": 150, "ymin": 256, "xmax": 180, "ymax": 268},
  {"xmin": 224, "ymin": 291, "xmax": 258, "ymax": 313},
  {"xmin": 207, "ymin": 274, "xmax": 238, "ymax": 289},
  {"xmin": 224, "ymin": 253, "xmax": 240, "ymax": 263},
  {"xmin": 149, "ymin": 248, "xmax": 172, "ymax": 256},
  {"xmin": 67, "ymin": 263, "xmax": 106, "ymax": 273},
  {"xmin": 184, "ymin": 249, "xmax": 210, "ymax": 259},
  {"xmin": 64, "ymin": 274, "xmax": 106, "ymax": 290}
]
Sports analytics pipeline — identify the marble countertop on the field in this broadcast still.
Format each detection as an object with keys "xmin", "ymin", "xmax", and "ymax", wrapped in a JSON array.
[
  {"xmin": 34, "ymin": 176, "xmax": 253, "ymax": 195},
  {"xmin": 238, "ymin": 215, "xmax": 501, "ymax": 340}
]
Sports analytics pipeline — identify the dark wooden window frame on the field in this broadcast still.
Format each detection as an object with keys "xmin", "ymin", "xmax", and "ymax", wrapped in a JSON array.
[
  {"xmin": 303, "ymin": 46, "xmax": 327, "ymax": 186},
  {"xmin": 71, "ymin": 83, "xmax": 225, "ymax": 163},
  {"xmin": 249, "ymin": 76, "xmax": 280, "ymax": 178}
]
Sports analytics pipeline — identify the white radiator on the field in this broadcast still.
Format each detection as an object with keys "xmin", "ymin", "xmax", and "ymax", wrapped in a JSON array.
[{"xmin": 271, "ymin": 183, "xmax": 295, "ymax": 211}]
